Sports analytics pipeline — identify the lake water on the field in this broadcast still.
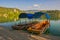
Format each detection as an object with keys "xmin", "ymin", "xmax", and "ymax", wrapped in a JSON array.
[
  {"xmin": 49, "ymin": 20, "xmax": 60, "ymax": 36},
  {"xmin": 0, "ymin": 19, "xmax": 60, "ymax": 36}
]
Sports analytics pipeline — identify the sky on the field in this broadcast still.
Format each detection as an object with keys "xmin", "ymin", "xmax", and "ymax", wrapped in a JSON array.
[{"xmin": 0, "ymin": 0, "xmax": 60, "ymax": 10}]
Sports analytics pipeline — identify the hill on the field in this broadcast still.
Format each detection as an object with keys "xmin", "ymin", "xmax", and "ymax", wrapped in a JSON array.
[
  {"xmin": 42, "ymin": 10, "xmax": 60, "ymax": 20},
  {"xmin": 0, "ymin": 7, "xmax": 23, "ymax": 22},
  {"xmin": 0, "ymin": 7, "xmax": 60, "ymax": 23},
  {"xmin": 25, "ymin": 10, "xmax": 60, "ymax": 20}
]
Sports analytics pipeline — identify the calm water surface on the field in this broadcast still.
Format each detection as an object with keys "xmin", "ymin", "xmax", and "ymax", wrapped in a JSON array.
[{"xmin": 49, "ymin": 20, "xmax": 60, "ymax": 36}]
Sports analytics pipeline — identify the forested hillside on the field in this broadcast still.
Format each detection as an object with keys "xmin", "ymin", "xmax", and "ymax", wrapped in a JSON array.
[
  {"xmin": 0, "ymin": 7, "xmax": 23, "ymax": 22},
  {"xmin": 41, "ymin": 10, "xmax": 60, "ymax": 20},
  {"xmin": 0, "ymin": 7, "xmax": 60, "ymax": 22},
  {"xmin": 25, "ymin": 10, "xmax": 60, "ymax": 20}
]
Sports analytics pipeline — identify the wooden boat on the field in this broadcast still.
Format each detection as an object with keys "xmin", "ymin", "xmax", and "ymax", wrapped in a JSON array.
[
  {"xmin": 12, "ymin": 21, "xmax": 39, "ymax": 30},
  {"xmin": 12, "ymin": 20, "xmax": 50, "ymax": 34},
  {"xmin": 27, "ymin": 20, "xmax": 50, "ymax": 34}
]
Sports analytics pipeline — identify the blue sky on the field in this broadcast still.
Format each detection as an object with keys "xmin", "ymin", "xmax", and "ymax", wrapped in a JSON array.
[{"xmin": 0, "ymin": 0, "xmax": 60, "ymax": 10}]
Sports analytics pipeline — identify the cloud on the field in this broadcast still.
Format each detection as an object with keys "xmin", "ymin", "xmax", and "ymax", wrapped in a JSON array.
[
  {"xmin": 27, "ymin": 4, "xmax": 40, "ymax": 10},
  {"xmin": 33, "ymin": 4, "xmax": 40, "ymax": 7}
]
